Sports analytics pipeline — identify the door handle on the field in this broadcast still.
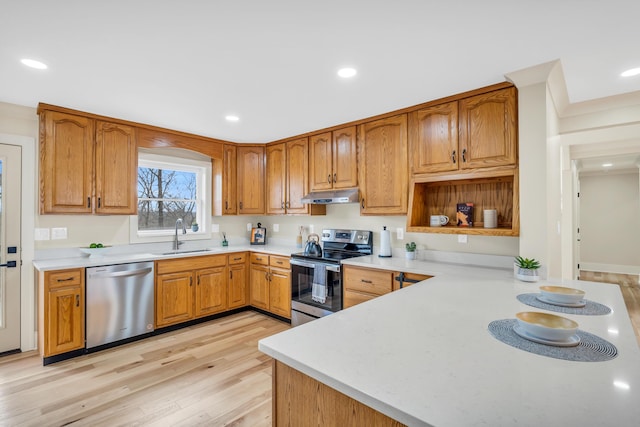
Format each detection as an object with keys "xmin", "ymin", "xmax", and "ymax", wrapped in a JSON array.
[{"xmin": 0, "ymin": 261, "xmax": 17, "ymax": 268}]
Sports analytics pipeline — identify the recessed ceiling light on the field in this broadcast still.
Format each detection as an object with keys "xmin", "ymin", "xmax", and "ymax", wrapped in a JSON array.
[
  {"xmin": 621, "ymin": 67, "xmax": 640, "ymax": 77},
  {"xmin": 337, "ymin": 67, "xmax": 357, "ymax": 78},
  {"xmin": 602, "ymin": 163, "xmax": 613, "ymax": 167},
  {"xmin": 20, "ymin": 58, "xmax": 48, "ymax": 69},
  {"xmin": 225, "ymin": 115, "xmax": 240, "ymax": 122}
]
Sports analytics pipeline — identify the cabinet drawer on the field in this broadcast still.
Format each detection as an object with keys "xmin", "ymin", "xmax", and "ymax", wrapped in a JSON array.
[
  {"xmin": 344, "ymin": 290, "xmax": 377, "ymax": 308},
  {"xmin": 46, "ymin": 269, "xmax": 83, "ymax": 289},
  {"xmin": 250, "ymin": 253, "xmax": 269, "ymax": 265},
  {"xmin": 270, "ymin": 255, "xmax": 290, "ymax": 269},
  {"xmin": 228, "ymin": 253, "xmax": 247, "ymax": 265},
  {"xmin": 344, "ymin": 267, "xmax": 393, "ymax": 296},
  {"xmin": 157, "ymin": 254, "xmax": 226, "ymax": 275}
]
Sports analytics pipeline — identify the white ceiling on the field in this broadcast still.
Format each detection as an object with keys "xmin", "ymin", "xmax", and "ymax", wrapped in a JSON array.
[{"xmin": 2, "ymin": 1, "xmax": 640, "ymax": 143}]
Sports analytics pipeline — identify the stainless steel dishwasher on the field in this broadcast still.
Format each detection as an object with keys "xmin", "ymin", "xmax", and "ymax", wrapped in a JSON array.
[{"xmin": 86, "ymin": 261, "xmax": 154, "ymax": 349}]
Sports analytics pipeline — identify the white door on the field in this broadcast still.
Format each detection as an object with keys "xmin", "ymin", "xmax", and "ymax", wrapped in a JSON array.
[{"xmin": 0, "ymin": 144, "xmax": 21, "ymax": 353}]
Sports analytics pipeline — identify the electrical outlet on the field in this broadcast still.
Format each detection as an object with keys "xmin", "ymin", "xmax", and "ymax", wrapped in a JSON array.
[
  {"xmin": 246, "ymin": 222, "xmax": 252, "ymax": 231},
  {"xmin": 35, "ymin": 228, "xmax": 50, "ymax": 241},
  {"xmin": 458, "ymin": 234, "xmax": 468, "ymax": 244},
  {"xmin": 309, "ymin": 224, "xmax": 314, "ymax": 233},
  {"xmin": 273, "ymin": 224, "xmax": 279, "ymax": 232},
  {"xmin": 51, "ymin": 227, "xmax": 68, "ymax": 240},
  {"xmin": 396, "ymin": 227, "xmax": 404, "ymax": 240},
  {"xmin": 212, "ymin": 223, "xmax": 220, "ymax": 232}
]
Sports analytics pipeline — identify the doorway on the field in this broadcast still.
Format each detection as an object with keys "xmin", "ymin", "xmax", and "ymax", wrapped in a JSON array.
[{"xmin": 0, "ymin": 144, "xmax": 21, "ymax": 354}]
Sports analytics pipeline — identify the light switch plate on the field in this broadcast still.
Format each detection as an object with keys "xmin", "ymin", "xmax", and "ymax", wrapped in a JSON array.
[
  {"xmin": 51, "ymin": 227, "xmax": 67, "ymax": 240},
  {"xmin": 246, "ymin": 222, "xmax": 252, "ymax": 231},
  {"xmin": 35, "ymin": 228, "xmax": 50, "ymax": 241},
  {"xmin": 273, "ymin": 224, "xmax": 279, "ymax": 232},
  {"xmin": 396, "ymin": 227, "xmax": 404, "ymax": 240},
  {"xmin": 309, "ymin": 224, "xmax": 314, "ymax": 233},
  {"xmin": 458, "ymin": 234, "xmax": 468, "ymax": 244},
  {"xmin": 212, "ymin": 223, "xmax": 220, "ymax": 233}
]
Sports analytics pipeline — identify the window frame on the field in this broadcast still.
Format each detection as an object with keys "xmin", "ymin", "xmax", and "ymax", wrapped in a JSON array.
[{"xmin": 130, "ymin": 152, "xmax": 211, "ymax": 243}]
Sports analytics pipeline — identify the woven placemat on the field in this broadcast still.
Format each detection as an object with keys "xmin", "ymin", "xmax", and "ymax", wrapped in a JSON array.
[
  {"xmin": 488, "ymin": 319, "xmax": 617, "ymax": 362},
  {"xmin": 517, "ymin": 293, "xmax": 612, "ymax": 316}
]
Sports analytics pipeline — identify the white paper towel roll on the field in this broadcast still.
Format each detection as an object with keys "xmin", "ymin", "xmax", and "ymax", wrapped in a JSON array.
[{"xmin": 379, "ymin": 226, "xmax": 392, "ymax": 257}]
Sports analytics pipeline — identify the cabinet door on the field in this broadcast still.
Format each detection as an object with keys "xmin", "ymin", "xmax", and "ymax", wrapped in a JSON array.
[
  {"xmin": 228, "ymin": 262, "xmax": 248, "ymax": 309},
  {"xmin": 40, "ymin": 111, "xmax": 95, "ymax": 214},
  {"xmin": 309, "ymin": 132, "xmax": 333, "ymax": 191},
  {"xmin": 332, "ymin": 126, "xmax": 358, "ymax": 189},
  {"xmin": 358, "ymin": 114, "xmax": 408, "ymax": 215},
  {"xmin": 46, "ymin": 285, "xmax": 84, "ymax": 356},
  {"xmin": 285, "ymin": 137, "xmax": 309, "ymax": 214},
  {"xmin": 222, "ymin": 144, "xmax": 237, "ymax": 215},
  {"xmin": 156, "ymin": 272, "xmax": 194, "ymax": 327},
  {"xmin": 269, "ymin": 267, "xmax": 291, "ymax": 318},
  {"xmin": 409, "ymin": 101, "xmax": 458, "ymax": 174},
  {"xmin": 249, "ymin": 264, "xmax": 270, "ymax": 310},
  {"xmin": 237, "ymin": 146, "xmax": 265, "ymax": 214},
  {"xmin": 195, "ymin": 267, "xmax": 227, "ymax": 317},
  {"xmin": 266, "ymin": 143, "xmax": 286, "ymax": 214},
  {"xmin": 458, "ymin": 87, "xmax": 517, "ymax": 169},
  {"xmin": 95, "ymin": 121, "xmax": 137, "ymax": 214}
]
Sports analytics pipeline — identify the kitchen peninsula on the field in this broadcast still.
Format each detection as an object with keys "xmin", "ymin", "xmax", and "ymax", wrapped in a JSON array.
[{"xmin": 259, "ymin": 256, "xmax": 640, "ymax": 426}]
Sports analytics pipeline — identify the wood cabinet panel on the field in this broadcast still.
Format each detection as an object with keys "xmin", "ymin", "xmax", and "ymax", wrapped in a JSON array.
[
  {"xmin": 228, "ymin": 262, "xmax": 248, "ymax": 309},
  {"xmin": 343, "ymin": 290, "xmax": 377, "ymax": 309},
  {"xmin": 285, "ymin": 137, "xmax": 309, "ymax": 214},
  {"xmin": 250, "ymin": 253, "xmax": 269, "ymax": 266},
  {"xmin": 94, "ymin": 121, "xmax": 137, "ymax": 214},
  {"xmin": 266, "ymin": 142, "xmax": 287, "ymax": 214},
  {"xmin": 195, "ymin": 267, "xmax": 227, "ymax": 317},
  {"xmin": 357, "ymin": 115, "xmax": 408, "ymax": 215},
  {"xmin": 155, "ymin": 271, "xmax": 194, "ymax": 327},
  {"xmin": 228, "ymin": 253, "xmax": 247, "ymax": 264},
  {"xmin": 250, "ymin": 264, "xmax": 270, "ymax": 310},
  {"xmin": 409, "ymin": 101, "xmax": 458, "ymax": 174},
  {"xmin": 269, "ymin": 267, "xmax": 291, "ymax": 318},
  {"xmin": 309, "ymin": 132, "xmax": 333, "ymax": 191},
  {"xmin": 309, "ymin": 126, "xmax": 357, "ymax": 192},
  {"xmin": 344, "ymin": 266, "xmax": 393, "ymax": 296},
  {"xmin": 156, "ymin": 254, "xmax": 226, "ymax": 275},
  {"xmin": 43, "ymin": 268, "xmax": 85, "ymax": 357},
  {"xmin": 250, "ymin": 253, "xmax": 291, "ymax": 318},
  {"xmin": 222, "ymin": 144, "xmax": 237, "ymax": 215},
  {"xmin": 237, "ymin": 145, "xmax": 265, "ymax": 214},
  {"xmin": 40, "ymin": 111, "xmax": 95, "ymax": 214},
  {"xmin": 270, "ymin": 255, "xmax": 291, "ymax": 269}
]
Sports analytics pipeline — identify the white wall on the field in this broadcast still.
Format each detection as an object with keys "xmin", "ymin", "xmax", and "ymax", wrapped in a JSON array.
[{"xmin": 579, "ymin": 171, "xmax": 640, "ymax": 271}]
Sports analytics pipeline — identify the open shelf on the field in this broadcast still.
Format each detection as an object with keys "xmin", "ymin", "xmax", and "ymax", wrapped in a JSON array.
[{"xmin": 406, "ymin": 167, "xmax": 519, "ymax": 236}]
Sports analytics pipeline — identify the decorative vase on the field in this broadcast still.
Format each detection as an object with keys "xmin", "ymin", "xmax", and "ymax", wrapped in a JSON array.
[
  {"xmin": 191, "ymin": 224, "xmax": 199, "ymax": 232},
  {"xmin": 405, "ymin": 251, "xmax": 416, "ymax": 260},
  {"xmin": 516, "ymin": 267, "xmax": 539, "ymax": 282}
]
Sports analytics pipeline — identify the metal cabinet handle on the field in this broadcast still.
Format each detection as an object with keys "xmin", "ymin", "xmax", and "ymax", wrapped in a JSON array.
[
  {"xmin": 462, "ymin": 148, "xmax": 466, "ymax": 162},
  {"xmin": 230, "ymin": 271, "xmax": 233, "ymax": 279},
  {"xmin": 452, "ymin": 150, "xmax": 456, "ymax": 164},
  {"xmin": 333, "ymin": 173, "xmax": 337, "ymax": 183},
  {"xmin": 361, "ymin": 198, "xmax": 365, "ymax": 209},
  {"xmin": 76, "ymin": 294, "xmax": 80, "ymax": 307},
  {"xmin": 239, "ymin": 201, "xmax": 243, "ymax": 210},
  {"xmin": 56, "ymin": 276, "xmax": 74, "ymax": 282},
  {"xmin": 225, "ymin": 201, "xmax": 228, "ymax": 210},
  {"xmin": 87, "ymin": 197, "xmax": 91, "ymax": 208},
  {"xmin": 286, "ymin": 201, "xmax": 290, "ymax": 209},
  {"xmin": 190, "ymin": 276, "xmax": 193, "ymax": 286},
  {"xmin": 233, "ymin": 257, "xmax": 242, "ymax": 261},
  {"xmin": 361, "ymin": 279, "xmax": 372, "ymax": 284},
  {"xmin": 281, "ymin": 201, "xmax": 285, "ymax": 209},
  {"xmin": 98, "ymin": 197, "xmax": 101, "ymax": 208},
  {"xmin": 328, "ymin": 174, "xmax": 332, "ymax": 184}
]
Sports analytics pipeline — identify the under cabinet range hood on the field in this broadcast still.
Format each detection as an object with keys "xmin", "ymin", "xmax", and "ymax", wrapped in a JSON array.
[{"xmin": 301, "ymin": 188, "xmax": 359, "ymax": 204}]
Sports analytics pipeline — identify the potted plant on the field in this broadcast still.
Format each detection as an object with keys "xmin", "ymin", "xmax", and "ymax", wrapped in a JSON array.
[
  {"xmin": 405, "ymin": 242, "xmax": 417, "ymax": 260},
  {"xmin": 191, "ymin": 221, "xmax": 199, "ymax": 232},
  {"xmin": 514, "ymin": 256, "xmax": 541, "ymax": 282}
]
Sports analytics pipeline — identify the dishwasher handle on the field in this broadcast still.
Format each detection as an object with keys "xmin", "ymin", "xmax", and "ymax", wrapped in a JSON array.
[{"xmin": 88, "ymin": 267, "xmax": 153, "ymax": 279}]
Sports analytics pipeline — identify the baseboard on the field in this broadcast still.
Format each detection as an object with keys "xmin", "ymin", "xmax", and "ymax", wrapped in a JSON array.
[{"xmin": 580, "ymin": 262, "xmax": 640, "ymax": 275}]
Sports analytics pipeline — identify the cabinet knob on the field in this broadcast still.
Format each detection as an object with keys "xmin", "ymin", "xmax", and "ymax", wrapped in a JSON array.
[{"xmin": 452, "ymin": 150, "xmax": 456, "ymax": 164}]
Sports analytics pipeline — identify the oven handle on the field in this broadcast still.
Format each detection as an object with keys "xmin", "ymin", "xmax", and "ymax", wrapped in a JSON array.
[{"xmin": 290, "ymin": 259, "xmax": 340, "ymax": 272}]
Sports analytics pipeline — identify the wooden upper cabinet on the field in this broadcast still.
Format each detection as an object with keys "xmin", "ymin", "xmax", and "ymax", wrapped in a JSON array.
[
  {"xmin": 40, "ymin": 111, "xmax": 95, "ymax": 214},
  {"xmin": 236, "ymin": 145, "xmax": 265, "ymax": 214},
  {"xmin": 286, "ymin": 137, "xmax": 310, "ymax": 214},
  {"xmin": 40, "ymin": 110, "xmax": 137, "ymax": 215},
  {"xmin": 458, "ymin": 87, "xmax": 517, "ymax": 169},
  {"xmin": 266, "ymin": 142, "xmax": 287, "ymax": 215},
  {"xmin": 94, "ymin": 121, "xmax": 137, "ymax": 214},
  {"xmin": 309, "ymin": 126, "xmax": 357, "ymax": 192},
  {"xmin": 222, "ymin": 144, "xmax": 237, "ymax": 215},
  {"xmin": 357, "ymin": 114, "xmax": 408, "ymax": 215},
  {"xmin": 409, "ymin": 101, "xmax": 458, "ymax": 174}
]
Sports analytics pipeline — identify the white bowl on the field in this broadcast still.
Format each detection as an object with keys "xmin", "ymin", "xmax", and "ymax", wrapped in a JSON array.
[
  {"xmin": 539, "ymin": 285, "xmax": 585, "ymax": 304},
  {"xmin": 515, "ymin": 312, "xmax": 578, "ymax": 342},
  {"xmin": 79, "ymin": 246, "xmax": 112, "ymax": 257}
]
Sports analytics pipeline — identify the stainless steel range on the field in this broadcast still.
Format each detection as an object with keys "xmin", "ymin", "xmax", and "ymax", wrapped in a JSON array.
[{"xmin": 290, "ymin": 229, "xmax": 373, "ymax": 326}]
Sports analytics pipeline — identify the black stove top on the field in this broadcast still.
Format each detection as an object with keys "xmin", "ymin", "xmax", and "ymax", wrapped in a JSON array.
[{"xmin": 292, "ymin": 229, "xmax": 373, "ymax": 263}]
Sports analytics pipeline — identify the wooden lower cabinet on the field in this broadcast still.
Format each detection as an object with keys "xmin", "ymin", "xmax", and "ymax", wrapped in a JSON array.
[
  {"xmin": 273, "ymin": 360, "xmax": 405, "ymax": 427},
  {"xmin": 227, "ymin": 253, "xmax": 248, "ymax": 309},
  {"xmin": 249, "ymin": 253, "xmax": 291, "ymax": 318},
  {"xmin": 156, "ymin": 271, "xmax": 194, "ymax": 326},
  {"xmin": 195, "ymin": 267, "xmax": 227, "ymax": 317},
  {"xmin": 39, "ymin": 268, "xmax": 85, "ymax": 357},
  {"xmin": 343, "ymin": 265, "xmax": 431, "ymax": 308}
]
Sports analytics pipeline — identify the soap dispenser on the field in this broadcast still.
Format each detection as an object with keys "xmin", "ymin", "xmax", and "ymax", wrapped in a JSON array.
[{"xmin": 379, "ymin": 226, "xmax": 392, "ymax": 258}]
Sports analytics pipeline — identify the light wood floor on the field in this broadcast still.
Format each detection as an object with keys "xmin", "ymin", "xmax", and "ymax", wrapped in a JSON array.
[
  {"xmin": 580, "ymin": 270, "xmax": 640, "ymax": 344},
  {"xmin": 0, "ymin": 311, "xmax": 289, "ymax": 427}
]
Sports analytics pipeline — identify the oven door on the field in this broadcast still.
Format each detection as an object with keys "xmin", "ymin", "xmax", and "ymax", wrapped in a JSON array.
[{"xmin": 290, "ymin": 259, "xmax": 342, "ymax": 315}]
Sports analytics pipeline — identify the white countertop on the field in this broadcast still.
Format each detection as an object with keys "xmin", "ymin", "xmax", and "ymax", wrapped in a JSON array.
[
  {"xmin": 32, "ymin": 243, "xmax": 297, "ymax": 271},
  {"xmin": 259, "ymin": 256, "xmax": 640, "ymax": 426}
]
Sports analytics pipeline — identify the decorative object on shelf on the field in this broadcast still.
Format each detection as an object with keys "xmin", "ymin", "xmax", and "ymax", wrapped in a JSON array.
[
  {"xmin": 456, "ymin": 202, "xmax": 474, "ymax": 227},
  {"xmin": 191, "ymin": 221, "xmax": 199, "ymax": 232},
  {"xmin": 430, "ymin": 215, "xmax": 449, "ymax": 227},
  {"xmin": 514, "ymin": 256, "xmax": 541, "ymax": 282},
  {"xmin": 379, "ymin": 226, "xmax": 392, "ymax": 257},
  {"xmin": 296, "ymin": 226, "xmax": 303, "ymax": 248},
  {"xmin": 483, "ymin": 209, "xmax": 497, "ymax": 228},
  {"xmin": 251, "ymin": 223, "xmax": 266, "ymax": 245},
  {"xmin": 405, "ymin": 242, "xmax": 417, "ymax": 260},
  {"xmin": 221, "ymin": 232, "xmax": 228, "ymax": 247}
]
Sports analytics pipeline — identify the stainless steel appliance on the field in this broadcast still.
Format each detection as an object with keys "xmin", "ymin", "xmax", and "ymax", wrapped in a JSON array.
[
  {"xmin": 86, "ymin": 261, "xmax": 154, "ymax": 349},
  {"xmin": 291, "ymin": 229, "xmax": 372, "ymax": 326}
]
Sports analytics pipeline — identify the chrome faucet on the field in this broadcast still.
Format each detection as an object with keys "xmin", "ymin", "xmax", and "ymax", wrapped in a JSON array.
[{"xmin": 173, "ymin": 218, "xmax": 187, "ymax": 250}]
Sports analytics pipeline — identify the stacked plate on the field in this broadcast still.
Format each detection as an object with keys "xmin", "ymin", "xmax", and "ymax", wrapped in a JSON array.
[
  {"xmin": 514, "ymin": 311, "xmax": 580, "ymax": 347},
  {"xmin": 536, "ymin": 285, "xmax": 586, "ymax": 307}
]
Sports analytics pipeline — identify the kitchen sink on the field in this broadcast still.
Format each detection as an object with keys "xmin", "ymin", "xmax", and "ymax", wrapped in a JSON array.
[{"xmin": 156, "ymin": 248, "xmax": 215, "ymax": 256}]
